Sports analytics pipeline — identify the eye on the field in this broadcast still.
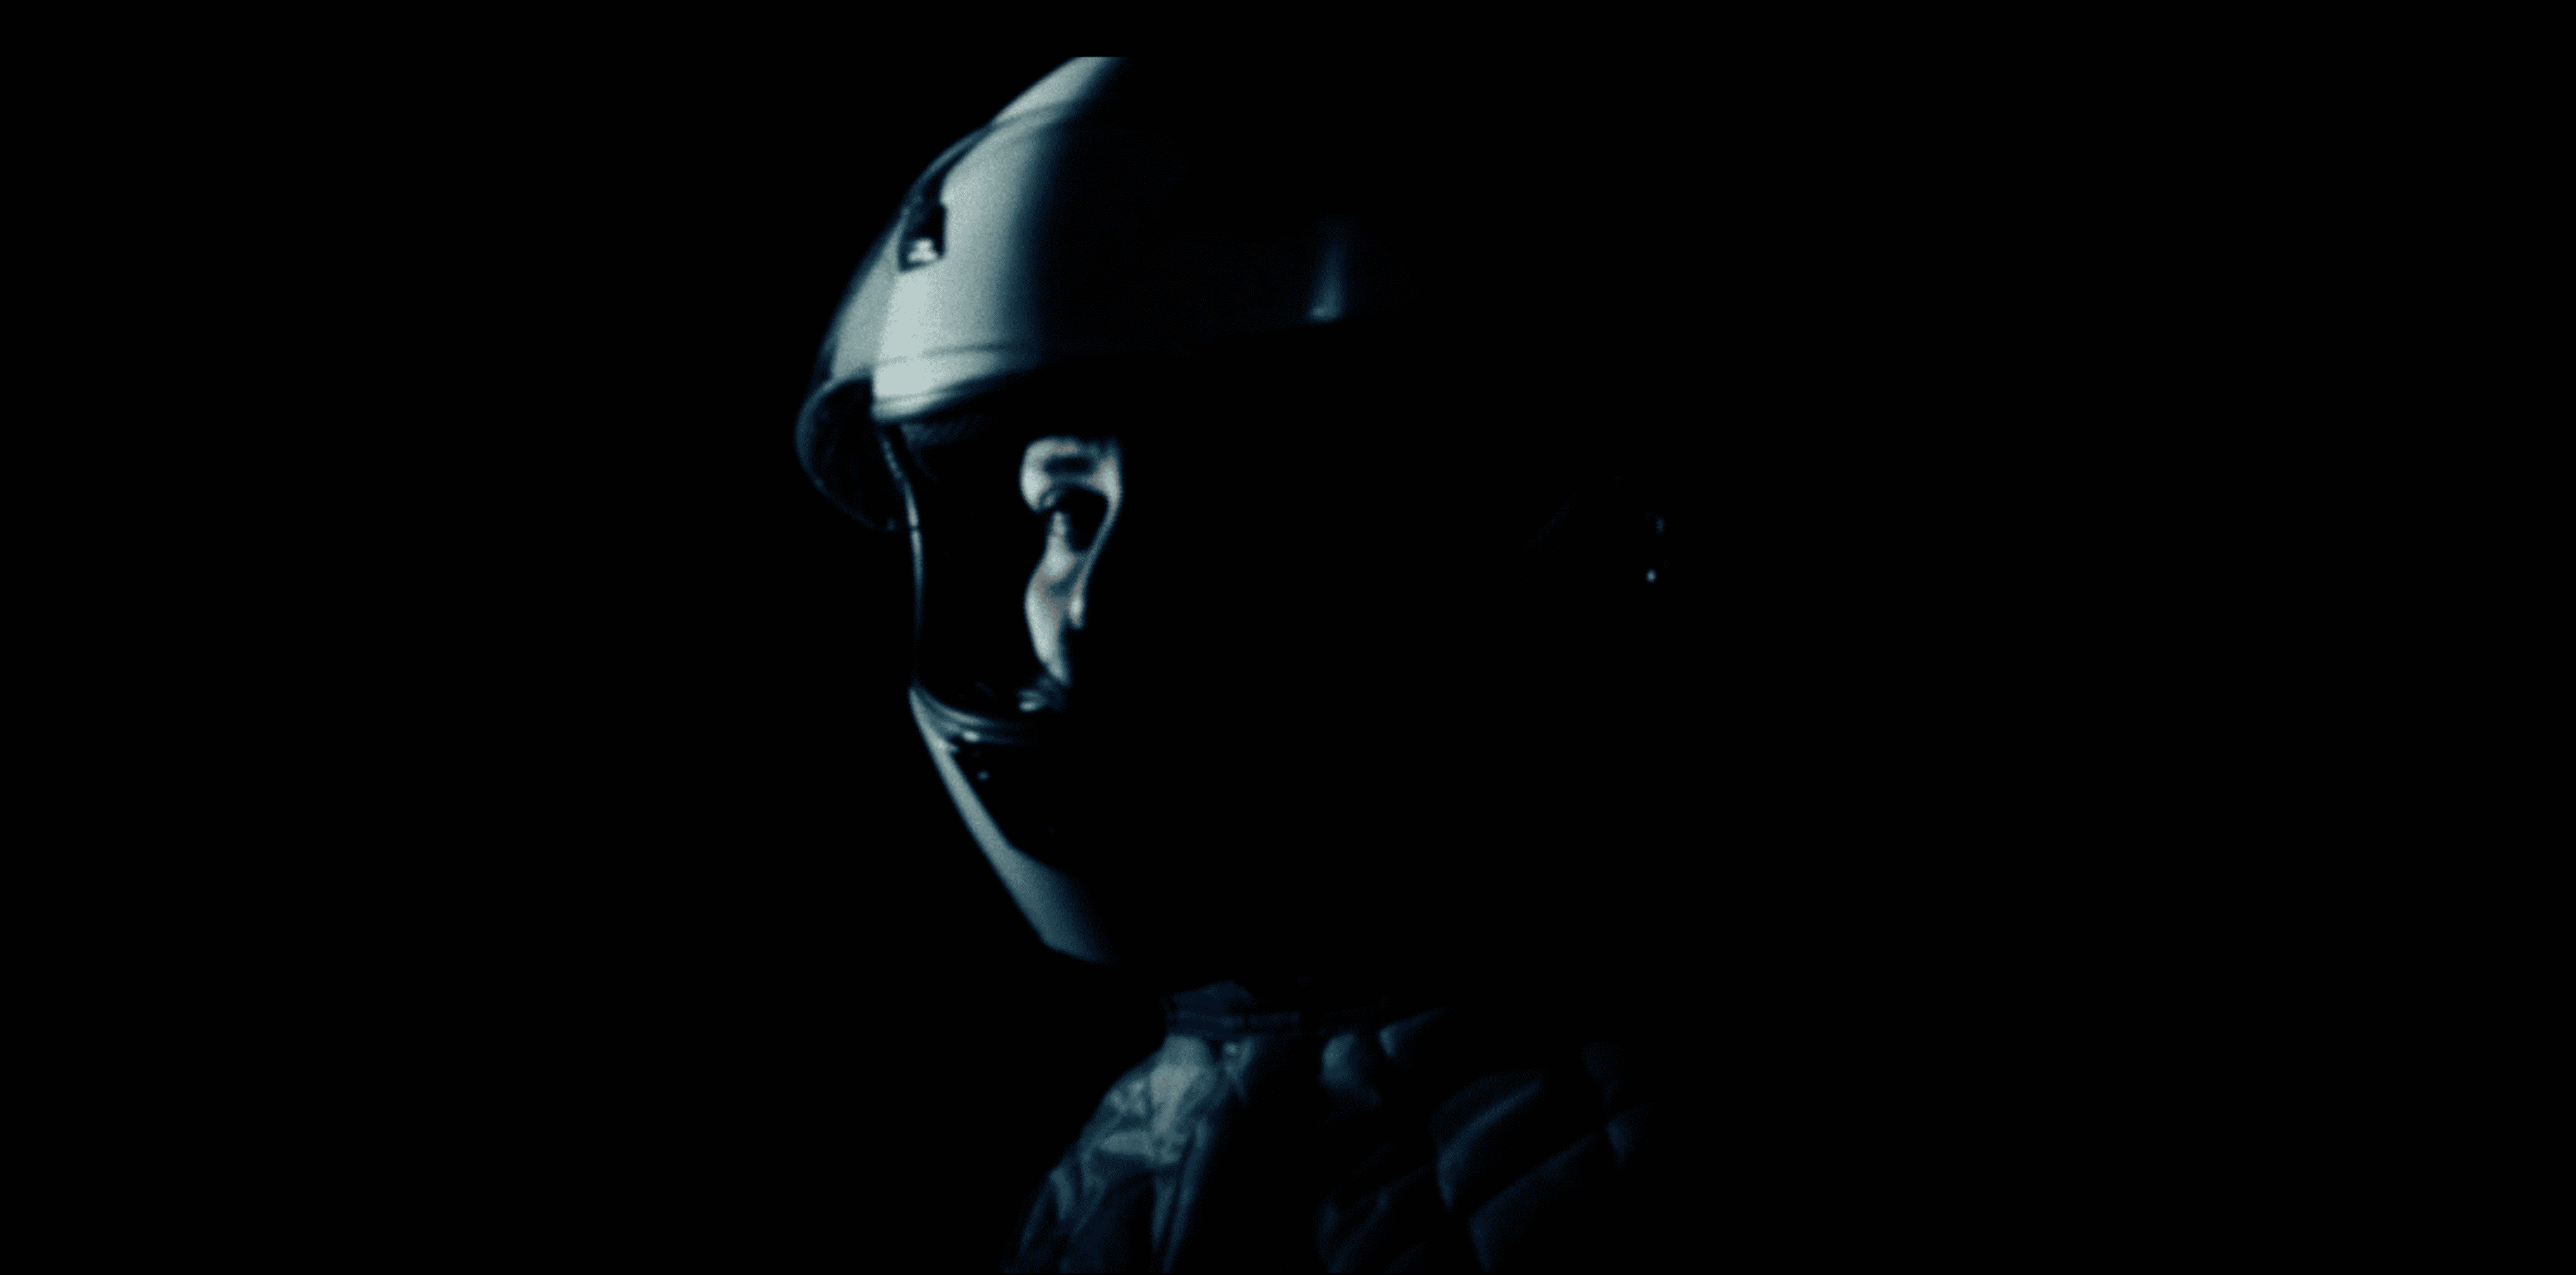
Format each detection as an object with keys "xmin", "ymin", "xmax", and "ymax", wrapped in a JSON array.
[{"xmin": 1043, "ymin": 487, "xmax": 1112, "ymax": 551}]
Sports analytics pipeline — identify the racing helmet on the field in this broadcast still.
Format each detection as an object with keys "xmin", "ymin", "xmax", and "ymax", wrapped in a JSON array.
[{"xmin": 797, "ymin": 58, "xmax": 1692, "ymax": 987}]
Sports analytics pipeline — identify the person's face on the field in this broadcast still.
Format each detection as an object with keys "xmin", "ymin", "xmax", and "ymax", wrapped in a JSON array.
[
  {"xmin": 1015, "ymin": 435, "xmax": 1121, "ymax": 703},
  {"xmin": 896, "ymin": 376, "xmax": 1621, "ymax": 977}
]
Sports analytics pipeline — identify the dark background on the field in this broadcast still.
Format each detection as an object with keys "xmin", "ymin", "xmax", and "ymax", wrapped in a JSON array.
[
  {"xmin": 189, "ymin": 52, "xmax": 2219, "ymax": 1262},
  {"xmin": 329, "ymin": 56, "xmax": 1175, "ymax": 1263}
]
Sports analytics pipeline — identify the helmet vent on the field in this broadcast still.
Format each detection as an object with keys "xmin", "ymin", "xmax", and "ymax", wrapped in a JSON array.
[{"xmin": 900, "ymin": 202, "xmax": 945, "ymax": 269}]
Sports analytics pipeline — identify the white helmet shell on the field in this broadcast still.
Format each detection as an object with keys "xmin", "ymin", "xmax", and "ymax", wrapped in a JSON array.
[{"xmin": 811, "ymin": 57, "xmax": 1403, "ymax": 424}]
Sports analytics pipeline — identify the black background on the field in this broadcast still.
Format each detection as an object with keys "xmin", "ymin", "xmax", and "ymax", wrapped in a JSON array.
[
  {"xmin": 329, "ymin": 56, "xmax": 1176, "ymax": 1264},
  {"xmin": 179, "ymin": 51, "xmax": 2228, "ymax": 1263}
]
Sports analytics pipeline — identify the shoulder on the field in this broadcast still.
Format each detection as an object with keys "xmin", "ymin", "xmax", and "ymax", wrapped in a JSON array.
[{"xmin": 1320, "ymin": 1001, "xmax": 1696, "ymax": 1270}]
